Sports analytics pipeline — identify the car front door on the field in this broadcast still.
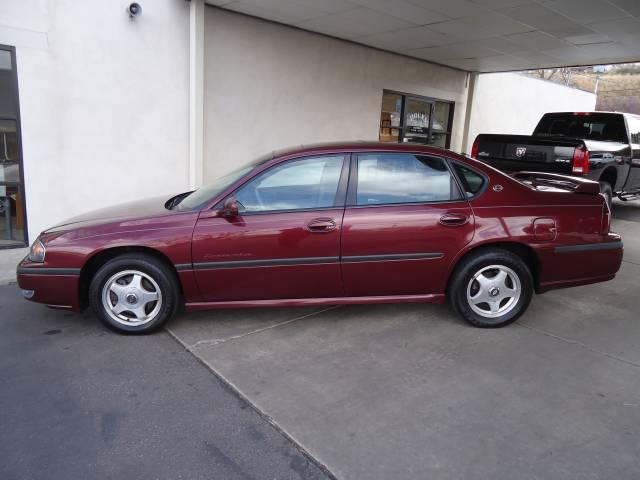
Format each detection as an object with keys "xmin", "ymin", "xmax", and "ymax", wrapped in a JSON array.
[
  {"xmin": 191, "ymin": 154, "xmax": 348, "ymax": 302},
  {"xmin": 341, "ymin": 152, "xmax": 474, "ymax": 297}
]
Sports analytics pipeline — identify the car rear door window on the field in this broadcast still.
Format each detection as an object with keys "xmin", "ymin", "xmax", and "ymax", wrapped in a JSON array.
[
  {"xmin": 234, "ymin": 155, "xmax": 344, "ymax": 212},
  {"xmin": 355, "ymin": 153, "xmax": 461, "ymax": 206}
]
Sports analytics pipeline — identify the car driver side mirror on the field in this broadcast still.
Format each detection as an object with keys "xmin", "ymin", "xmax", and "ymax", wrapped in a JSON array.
[{"xmin": 221, "ymin": 197, "xmax": 240, "ymax": 218}]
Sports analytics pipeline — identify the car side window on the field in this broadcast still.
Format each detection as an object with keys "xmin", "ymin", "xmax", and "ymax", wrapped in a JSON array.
[
  {"xmin": 627, "ymin": 116, "xmax": 640, "ymax": 145},
  {"xmin": 234, "ymin": 155, "xmax": 344, "ymax": 213},
  {"xmin": 355, "ymin": 153, "xmax": 461, "ymax": 206},
  {"xmin": 452, "ymin": 163, "xmax": 485, "ymax": 198}
]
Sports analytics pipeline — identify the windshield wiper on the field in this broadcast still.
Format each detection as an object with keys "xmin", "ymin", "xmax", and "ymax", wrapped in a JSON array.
[{"xmin": 165, "ymin": 191, "xmax": 193, "ymax": 210}]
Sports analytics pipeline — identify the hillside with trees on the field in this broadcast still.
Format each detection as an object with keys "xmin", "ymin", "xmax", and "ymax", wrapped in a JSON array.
[{"xmin": 523, "ymin": 64, "xmax": 640, "ymax": 115}]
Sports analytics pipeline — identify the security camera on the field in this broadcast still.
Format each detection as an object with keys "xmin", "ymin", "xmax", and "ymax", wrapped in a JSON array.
[{"xmin": 127, "ymin": 3, "xmax": 142, "ymax": 18}]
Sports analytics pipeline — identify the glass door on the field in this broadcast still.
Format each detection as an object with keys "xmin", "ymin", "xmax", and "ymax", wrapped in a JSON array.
[
  {"xmin": 402, "ymin": 96, "xmax": 434, "ymax": 145},
  {"xmin": 379, "ymin": 91, "xmax": 454, "ymax": 148},
  {"xmin": 0, "ymin": 46, "xmax": 27, "ymax": 248}
]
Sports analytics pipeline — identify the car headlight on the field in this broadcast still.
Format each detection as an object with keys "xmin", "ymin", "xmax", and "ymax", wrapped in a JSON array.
[{"xmin": 28, "ymin": 239, "xmax": 46, "ymax": 263}]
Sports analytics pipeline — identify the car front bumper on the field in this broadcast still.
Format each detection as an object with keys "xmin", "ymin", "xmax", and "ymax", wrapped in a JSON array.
[{"xmin": 16, "ymin": 259, "xmax": 82, "ymax": 311}]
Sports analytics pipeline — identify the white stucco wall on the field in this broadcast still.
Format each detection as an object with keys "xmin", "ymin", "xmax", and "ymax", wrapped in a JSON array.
[
  {"xmin": 466, "ymin": 73, "xmax": 597, "ymax": 153},
  {"xmin": 0, "ymin": 0, "xmax": 190, "ymax": 242},
  {"xmin": 203, "ymin": 7, "xmax": 470, "ymax": 181}
]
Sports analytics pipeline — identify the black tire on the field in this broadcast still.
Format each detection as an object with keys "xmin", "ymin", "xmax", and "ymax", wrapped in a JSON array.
[
  {"xmin": 88, "ymin": 254, "xmax": 180, "ymax": 334},
  {"xmin": 599, "ymin": 181, "xmax": 613, "ymax": 210},
  {"xmin": 448, "ymin": 248, "xmax": 533, "ymax": 328}
]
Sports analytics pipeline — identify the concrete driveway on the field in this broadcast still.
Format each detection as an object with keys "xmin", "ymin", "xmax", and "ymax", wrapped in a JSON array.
[{"xmin": 168, "ymin": 200, "xmax": 640, "ymax": 480}]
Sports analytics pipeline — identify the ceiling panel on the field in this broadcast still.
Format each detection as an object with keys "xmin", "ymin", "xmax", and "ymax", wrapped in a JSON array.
[
  {"xmin": 405, "ymin": 0, "xmax": 489, "ymax": 19},
  {"xmin": 208, "ymin": 0, "xmax": 640, "ymax": 72},
  {"xmin": 541, "ymin": 0, "xmax": 629, "ymax": 24},
  {"xmin": 505, "ymin": 31, "xmax": 571, "ymax": 51},
  {"xmin": 607, "ymin": 0, "xmax": 640, "ymax": 17},
  {"xmin": 349, "ymin": 0, "xmax": 449, "ymax": 24},
  {"xmin": 356, "ymin": 26, "xmax": 453, "ymax": 50}
]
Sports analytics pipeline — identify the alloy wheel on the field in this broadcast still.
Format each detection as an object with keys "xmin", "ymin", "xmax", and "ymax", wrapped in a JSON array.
[
  {"xmin": 466, "ymin": 264, "xmax": 521, "ymax": 319},
  {"xmin": 101, "ymin": 270, "xmax": 163, "ymax": 326}
]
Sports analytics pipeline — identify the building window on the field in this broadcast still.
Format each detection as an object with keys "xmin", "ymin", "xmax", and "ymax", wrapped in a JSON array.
[
  {"xmin": 0, "ymin": 46, "xmax": 26, "ymax": 248},
  {"xmin": 379, "ymin": 90, "xmax": 454, "ymax": 148}
]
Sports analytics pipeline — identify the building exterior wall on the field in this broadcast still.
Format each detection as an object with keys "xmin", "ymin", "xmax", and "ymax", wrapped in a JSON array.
[
  {"xmin": 0, "ymin": 0, "xmax": 191, "ymax": 242},
  {"xmin": 465, "ymin": 72, "xmax": 597, "ymax": 153},
  {"xmin": 203, "ymin": 7, "xmax": 470, "ymax": 181}
]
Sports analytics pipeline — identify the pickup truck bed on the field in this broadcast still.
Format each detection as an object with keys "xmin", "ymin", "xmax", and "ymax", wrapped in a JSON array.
[{"xmin": 472, "ymin": 112, "xmax": 640, "ymax": 205}]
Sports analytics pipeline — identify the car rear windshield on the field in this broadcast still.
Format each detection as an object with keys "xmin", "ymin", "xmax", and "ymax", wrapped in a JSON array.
[{"xmin": 533, "ymin": 113, "xmax": 628, "ymax": 143}]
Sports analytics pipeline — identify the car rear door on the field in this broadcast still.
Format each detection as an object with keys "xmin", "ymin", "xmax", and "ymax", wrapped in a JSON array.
[
  {"xmin": 340, "ymin": 152, "xmax": 474, "ymax": 297},
  {"xmin": 191, "ymin": 154, "xmax": 349, "ymax": 302}
]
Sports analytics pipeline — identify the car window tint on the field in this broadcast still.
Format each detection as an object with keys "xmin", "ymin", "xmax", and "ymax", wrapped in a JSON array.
[
  {"xmin": 235, "ymin": 155, "xmax": 344, "ymax": 212},
  {"xmin": 452, "ymin": 163, "xmax": 485, "ymax": 197},
  {"xmin": 356, "ymin": 153, "xmax": 461, "ymax": 206}
]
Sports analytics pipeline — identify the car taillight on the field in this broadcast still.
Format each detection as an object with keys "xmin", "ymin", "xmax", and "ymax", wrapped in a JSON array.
[
  {"xmin": 572, "ymin": 147, "xmax": 590, "ymax": 175},
  {"xmin": 471, "ymin": 138, "xmax": 479, "ymax": 159},
  {"xmin": 602, "ymin": 202, "xmax": 611, "ymax": 234}
]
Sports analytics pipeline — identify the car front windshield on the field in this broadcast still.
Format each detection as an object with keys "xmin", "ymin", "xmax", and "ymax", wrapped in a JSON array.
[{"xmin": 175, "ymin": 154, "xmax": 272, "ymax": 211}]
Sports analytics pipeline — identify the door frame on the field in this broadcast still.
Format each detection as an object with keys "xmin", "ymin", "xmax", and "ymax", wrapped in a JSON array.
[
  {"xmin": 403, "ymin": 95, "xmax": 435, "ymax": 145},
  {"xmin": 0, "ymin": 44, "xmax": 28, "ymax": 248},
  {"xmin": 379, "ymin": 90, "xmax": 455, "ymax": 148}
]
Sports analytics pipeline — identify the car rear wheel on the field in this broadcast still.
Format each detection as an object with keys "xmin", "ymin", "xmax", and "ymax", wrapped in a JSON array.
[
  {"xmin": 448, "ymin": 249, "xmax": 533, "ymax": 328},
  {"xmin": 89, "ymin": 254, "xmax": 180, "ymax": 334},
  {"xmin": 599, "ymin": 181, "xmax": 613, "ymax": 210}
]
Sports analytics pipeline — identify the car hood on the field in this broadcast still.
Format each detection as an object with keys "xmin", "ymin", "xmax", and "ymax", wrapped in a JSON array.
[{"xmin": 45, "ymin": 195, "xmax": 177, "ymax": 233}]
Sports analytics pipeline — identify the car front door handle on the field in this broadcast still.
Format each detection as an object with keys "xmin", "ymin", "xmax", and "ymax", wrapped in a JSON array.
[
  {"xmin": 305, "ymin": 218, "xmax": 337, "ymax": 233},
  {"xmin": 439, "ymin": 213, "xmax": 469, "ymax": 227}
]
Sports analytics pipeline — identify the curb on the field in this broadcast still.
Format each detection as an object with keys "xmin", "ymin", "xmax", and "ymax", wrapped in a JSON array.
[{"xmin": 165, "ymin": 326, "xmax": 340, "ymax": 480}]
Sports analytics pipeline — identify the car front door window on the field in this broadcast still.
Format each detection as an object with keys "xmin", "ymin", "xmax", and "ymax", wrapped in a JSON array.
[{"xmin": 235, "ymin": 155, "xmax": 344, "ymax": 213}]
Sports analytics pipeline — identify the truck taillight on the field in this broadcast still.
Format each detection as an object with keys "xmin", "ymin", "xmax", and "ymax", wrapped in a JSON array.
[
  {"xmin": 471, "ymin": 138, "xmax": 479, "ymax": 159},
  {"xmin": 602, "ymin": 203, "xmax": 611, "ymax": 234},
  {"xmin": 572, "ymin": 147, "xmax": 590, "ymax": 175}
]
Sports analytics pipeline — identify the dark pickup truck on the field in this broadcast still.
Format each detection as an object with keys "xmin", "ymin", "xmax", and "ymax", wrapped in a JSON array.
[{"xmin": 471, "ymin": 112, "xmax": 640, "ymax": 206}]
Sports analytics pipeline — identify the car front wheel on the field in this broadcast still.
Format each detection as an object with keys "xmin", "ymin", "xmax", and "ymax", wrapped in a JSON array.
[
  {"xmin": 448, "ymin": 249, "xmax": 533, "ymax": 328},
  {"xmin": 89, "ymin": 254, "xmax": 180, "ymax": 334}
]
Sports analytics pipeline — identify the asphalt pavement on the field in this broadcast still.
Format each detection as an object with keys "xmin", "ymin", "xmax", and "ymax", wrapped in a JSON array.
[{"xmin": 0, "ymin": 286, "xmax": 331, "ymax": 480}]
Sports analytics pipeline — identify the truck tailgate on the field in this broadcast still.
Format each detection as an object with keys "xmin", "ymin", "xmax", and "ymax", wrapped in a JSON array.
[{"xmin": 475, "ymin": 134, "xmax": 582, "ymax": 174}]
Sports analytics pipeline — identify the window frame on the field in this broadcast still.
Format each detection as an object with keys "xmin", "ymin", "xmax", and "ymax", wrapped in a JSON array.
[
  {"xmin": 220, "ymin": 153, "xmax": 351, "ymax": 216},
  {"xmin": 346, "ymin": 151, "xmax": 467, "ymax": 208},
  {"xmin": 379, "ymin": 90, "xmax": 455, "ymax": 148},
  {"xmin": 448, "ymin": 159, "xmax": 490, "ymax": 200},
  {"xmin": 0, "ymin": 44, "xmax": 28, "ymax": 248}
]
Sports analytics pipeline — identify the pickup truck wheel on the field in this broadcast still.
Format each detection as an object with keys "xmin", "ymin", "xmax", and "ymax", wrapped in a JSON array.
[
  {"xmin": 448, "ymin": 249, "xmax": 533, "ymax": 328},
  {"xmin": 88, "ymin": 254, "xmax": 180, "ymax": 334},
  {"xmin": 599, "ymin": 182, "xmax": 613, "ymax": 209}
]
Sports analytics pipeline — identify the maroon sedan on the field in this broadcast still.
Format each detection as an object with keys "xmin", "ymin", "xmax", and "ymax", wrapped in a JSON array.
[{"xmin": 17, "ymin": 142, "xmax": 622, "ymax": 333}]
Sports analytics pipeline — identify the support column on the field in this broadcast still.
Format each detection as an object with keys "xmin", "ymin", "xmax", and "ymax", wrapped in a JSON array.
[
  {"xmin": 189, "ymin": 0, "xmax": 205, "ymax": 189},
  {"xmin": 461, "ymin": 71, "xmax": 479, "ymax": 155}
]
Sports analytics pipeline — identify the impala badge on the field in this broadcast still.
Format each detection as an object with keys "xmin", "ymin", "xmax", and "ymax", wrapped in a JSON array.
[{"xmin": 515, "ymin": 147, "xmax": 527, "ymax": 158}]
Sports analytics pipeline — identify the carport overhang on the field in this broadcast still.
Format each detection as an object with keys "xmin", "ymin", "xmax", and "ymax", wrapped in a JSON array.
[{"xmin": 186, "ymin": 0, "xmax": 640, "ymax": 185}]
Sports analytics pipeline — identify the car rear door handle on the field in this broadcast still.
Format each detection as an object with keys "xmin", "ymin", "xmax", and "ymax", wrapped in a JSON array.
[
  {"xmin": 305, "ymin": 218, "xmax": 337, "ymax": 233},
  {"xmin": 439, "ymin": 213, "xmax": 469, "ymax": 227}
]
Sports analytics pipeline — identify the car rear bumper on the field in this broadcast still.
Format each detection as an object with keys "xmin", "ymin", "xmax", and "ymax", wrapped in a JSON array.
[
  {"xmin": 537, "ymin": 234, "xmax": 623, "ymax": 293},
  {"xmin": 16, "ymin": 260, "xmax": 82, "ymax": 311}
]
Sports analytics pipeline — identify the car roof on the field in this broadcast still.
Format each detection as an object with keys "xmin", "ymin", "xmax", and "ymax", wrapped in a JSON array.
[{"xmin": 271, "ymin": 141, "xmax": 456, "ymax": 159}]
